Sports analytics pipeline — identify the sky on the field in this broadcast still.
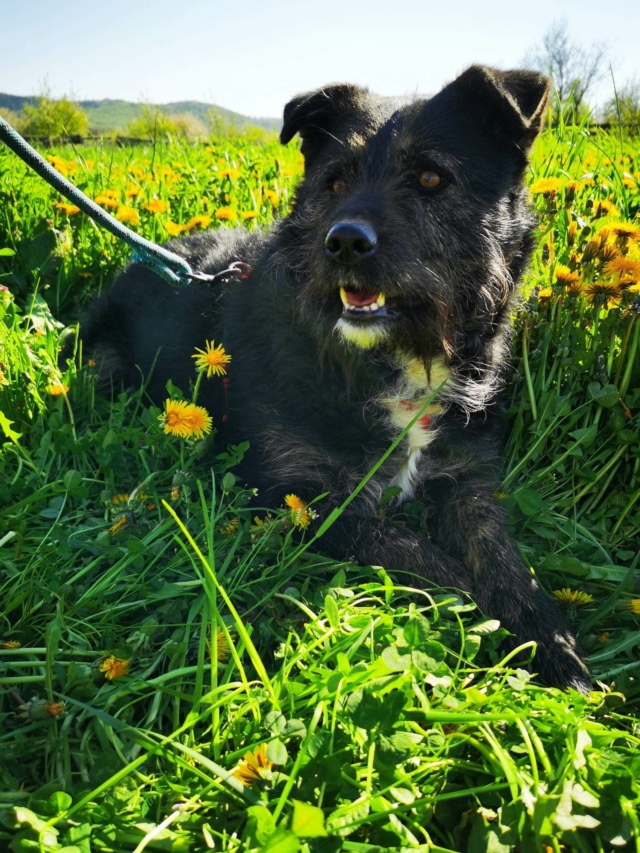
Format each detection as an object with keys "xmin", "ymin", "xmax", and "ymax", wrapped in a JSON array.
[{"xmin": 1, "ymin": 0, "xmax": 638, "ymax": 119}]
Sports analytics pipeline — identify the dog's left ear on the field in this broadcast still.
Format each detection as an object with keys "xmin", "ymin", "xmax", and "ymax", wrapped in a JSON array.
[
  {"xmin": 447, "ymin": 66, "xmax": 550, "ymax": 149},
  {"xmin": 280, "ymin": 84, "xmax": 367, "ymax": 162}
]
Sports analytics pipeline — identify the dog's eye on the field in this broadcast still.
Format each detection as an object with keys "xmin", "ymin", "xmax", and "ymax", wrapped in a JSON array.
[
  {"xmin": 331, "ymin": 180, "xmax": 347, "ymax": 194},
  {"xmin": 418, "ymin": 170, "xmax": 442, "ymax": 190}
]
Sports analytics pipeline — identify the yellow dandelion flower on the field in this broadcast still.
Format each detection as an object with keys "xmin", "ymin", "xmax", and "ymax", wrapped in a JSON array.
[
  {"xmin": 567, "ymin": 221, "xmax": 578, "ymax": 245},
  {"xmin": 111, "ymin": 493, "xmax": 130, "ymax": 506},
  {"xmin": 536, "ymin": 286, "xmax": 553, "ymax": 307},
  {"xmin": 116, "ymin": 205, "xmax": 140, "ymax": 226},
  {"xmin": 208, "ymin": 625, "xmax": 233, "ymax": 661},
  {"xmin": 186, "ymin": 215, "xmax": 212, "ymax": 230},
  {"xmin": 144, "ymin": 199, "xmax": 168, "ymax": 214},
  {"xmin": 219, "ymin": 168, "xmax": 241, "ymax": 180},
  {"xmin": 552, "ymin": 588, "xmax": 594, "ymax": 606},
  {"xmin": 529, "ymin": 177, "xmax": 563, "ymax": 195},
  {"xmin": 160, "ymin": 398, "xmax": 193, "ymax": 437},
  {"xmin": 626, "ymin": 599, "xmax": 640, "ymax": 615},
  {"xmin": 264, "ymin": 189, "xmax": 280, "ymax": 206},
  {"xmin": 232, "ymin": 743, "xmax": 274, "ymax": 786},
  {"xmin": 610, "ymin": 222, "xmax": 640, "ymax": 242},
  {"xmin": 99, "ymin": 655, "xmax": 130, "ymax": 680},
  {"xmin": 54, "ymin": 202, "xmax": 80, "ymax": 215},
  {"xmin": 47, "ymin": 155, "xmax": 70, "ymax": 175},
  {"xmin": 242, "ymin": 210, "xmax": 260, "ymax": 220},
  {"xmin": 48, "ymin": 380, "xmax": 69, "ymax": 396},
  {"xmin": 44, "ymin": 701, "xmax": 66, "ymax": 717},
  {"xmin": 565, "ymin": 180, "xmax": 583, "ymax": 197},
  {"xmin": 284, "ymin": 493, "xmax": 316, "ymax": 530},
  {"xmin": 166, "ymin": 221, "xmax": 187, "ymax": 236},
  {"xmin": 217, "ymin": 517, "xmax": 240, "ymax": 536},
  {"xmin": 0, "ymin": 640, "xmax": 21, "ymax": 649},
  {"xmin": 592, "ymin": 199, "xmax": 619, "ymax": 219},
  {"xmin": 126, "ymin": 185, "xmax": 140, "ymax": 198},
  {"xmin": 553, "ymin": 264, "xmax": 581, "ymax": 287},
  {"xmin": 109, "ymin": 515, "xmax": 128, "ymax": 536},
  {"xmin": 584, "ymin": 281, "xmax": 622, "ymax": 309},
  {"xmin": 93, "ymin": 194, "xmax": 119, "ymax": 209},
  {"xmin": 171, "ymin": 485, "xmax": 181, "ymax": 501},
  {"xmin": 597, "ymin": 632, "xmax": 611, "ymax": 643},
  {"xmin": 599, "ymin": 244, "xmax": 619, "ymax": 264},
  {"xmin": 582, "ymin": 237, "xmax": 605, "ymax": 263},
  {"xmin": 603, "ymin": 257, "xmax": 640, "ymax": 283},
  {"xmin": 182, "ymin": 404, "xmax": 213, "ymax": 440},
  {"xmin": 215, "ymin": 206, "xmax": 238, "ymax": 222},
  {"xmin": 192, "ymin": 340, "xmax": 231, "ymax": 377},
  {"xmin": 565, "ymin": 279, "xmax": 585, "ymax": 297}
]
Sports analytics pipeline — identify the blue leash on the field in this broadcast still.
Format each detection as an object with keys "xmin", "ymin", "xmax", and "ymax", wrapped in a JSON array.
[{"xmin": 0, "ymin": 116, "xmax": 225, "ymax": 286}]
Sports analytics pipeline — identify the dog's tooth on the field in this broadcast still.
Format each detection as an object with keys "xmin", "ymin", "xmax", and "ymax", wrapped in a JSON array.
[
  {"xmin": 339, "ymin": 287, "xmax": 349, "ymax": 307},
  {"xmin": 377, "ymin": 293, "xmax": 386, "ymax": 306}
]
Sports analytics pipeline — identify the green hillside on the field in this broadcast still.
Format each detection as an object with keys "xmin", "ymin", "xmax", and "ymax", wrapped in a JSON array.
[{"xmin": 0, "ymin": 92, "xmax": 280, "ymax": 133}]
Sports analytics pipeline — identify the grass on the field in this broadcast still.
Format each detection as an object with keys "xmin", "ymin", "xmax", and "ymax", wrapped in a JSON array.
[{"xmin": 0, "ymin": 123, "xmax": 639, "ymax": 851}]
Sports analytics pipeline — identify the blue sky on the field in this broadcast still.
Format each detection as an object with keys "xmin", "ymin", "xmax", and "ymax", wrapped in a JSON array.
[{"xmin": 2, "ymin": 0, "xmax": 638, "ymax": 118}]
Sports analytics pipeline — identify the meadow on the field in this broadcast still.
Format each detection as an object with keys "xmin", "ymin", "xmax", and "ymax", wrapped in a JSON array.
[{"xmin": 0, "ymin": 121, "xmax": 639, "ymax": 852}]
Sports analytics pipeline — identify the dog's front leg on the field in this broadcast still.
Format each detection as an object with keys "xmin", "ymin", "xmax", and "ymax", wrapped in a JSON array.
[
  {"xmin": 316, "ymin": 511, "xmax": 474, "ymax": 596},
  {"xmin": 427, "ymin": 484, "xmax": 590, "ymax": 691}
]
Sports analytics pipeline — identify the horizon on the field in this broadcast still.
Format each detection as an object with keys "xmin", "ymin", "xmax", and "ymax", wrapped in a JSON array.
[{"xmin": 2, "ymin": 0, "xmax": 638, "ymax": 119}]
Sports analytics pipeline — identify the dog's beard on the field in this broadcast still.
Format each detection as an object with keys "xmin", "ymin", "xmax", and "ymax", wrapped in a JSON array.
[{"xmin": 334, "ymin": 316, "xmax": 391, "ymax": 349}]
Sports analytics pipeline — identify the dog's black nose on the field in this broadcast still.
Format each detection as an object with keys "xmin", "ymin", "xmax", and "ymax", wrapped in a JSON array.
[{"xmin": 324, "ymin": 221, "xmax": 378, "ymax": 265}]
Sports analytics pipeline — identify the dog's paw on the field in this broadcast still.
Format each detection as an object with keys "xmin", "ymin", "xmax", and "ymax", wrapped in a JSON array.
[{"xmin": 534, "ymin": 635, "xmax": 591, "ymax": 693}]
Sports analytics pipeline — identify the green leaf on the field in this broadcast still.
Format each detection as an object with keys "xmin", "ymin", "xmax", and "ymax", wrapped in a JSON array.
[
  {"xmin": 19, "ymin": 225, "xmax": 57, "ymax": 272},
  {"xmin": 0, "ymin": 411, "xmax": 22, "ymax": 443},
  {"xmin": 344, "ymin": 690, "xmax": 382, "ymax": 728},
  {"xmin": 260, "ymin": 827, "xmax": 300, "ymax": 853},
  {"xmin": 63, "ymin": 470, "xmax": 83, "ymax": 490},
  {"xmin": 324, "ymin": 594, "xmax": 340, "ymax": 629},
  {"xmin": 573, "ymin": 728, "xmax": 591, "ymax": 770},
  {"xmin": 402, "ymin": 614, "xmax": 431, "ymax": 647},
  {"xmin": 264, "ymin": 710, "xmax": 287, "ymax": 736},
  {"xmin": 291, "ymin": 800, "xmax": 327, "ymax": 838},
  {"xmin": 588, "ymin": 382, "xmax": 619, "ymax": 408},
  {"xmin": 568, "ymin": 423, "xmax": 598, "ymax": 446},
  {"xmin": 282, "ymin": 718, "xmax": 307, "ymax": 739},
  {"xmin": 469, "ymin": 619, "xmax": 501, "ymax": 635},
  {"xmin": 221, "ymin": 472, "xmax": 236, "ymax": 490},
  {"xmin": 514, "ymin": 488, "xmax": 543, "ymax": 516},
  {"xmin": 0, "ymin": 247, "xmax": 16, "ymax": 256},
  {"xmin": 66, "ymin": 823, "xmax": 92, "ymax": 853},
  {"xmin": 266, "ymin": 739, "xmax": 288, "ymax": 765},
  {"xmin": 244, "ymin": 805, "xmax": 276, "ymax": 847},
  {"xmin": 381, "ymin": 645, "xmax": 411, "ymax": 671},
  {"xmin": 47, "ymin": 790, "xmax": 72, "ymax": 812},
  {"xmin": 326, "ymin": 797, "xmax": 370, "ymax": 835}
]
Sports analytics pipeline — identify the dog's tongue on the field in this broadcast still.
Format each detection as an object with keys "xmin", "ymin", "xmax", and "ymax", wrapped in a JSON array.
[{"xmin": 343, "ymin": 289, "xmax": 381, "ymax": 307}]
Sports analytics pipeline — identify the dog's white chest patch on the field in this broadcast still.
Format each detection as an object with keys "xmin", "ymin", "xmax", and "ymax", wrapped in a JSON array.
[{"xmin": 381, "ymin": 356, "xmax": 449, "ymax": 500}]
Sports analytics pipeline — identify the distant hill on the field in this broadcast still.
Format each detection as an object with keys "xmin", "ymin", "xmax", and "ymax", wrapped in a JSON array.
[{"xmin": 0, "ymin": 93, "xmax": 280, "ymax": 133}]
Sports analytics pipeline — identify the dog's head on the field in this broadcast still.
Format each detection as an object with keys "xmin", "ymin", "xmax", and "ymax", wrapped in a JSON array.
[{"xmin": 278, "ymin": 66, "xmax": 549, "ymax": 374}]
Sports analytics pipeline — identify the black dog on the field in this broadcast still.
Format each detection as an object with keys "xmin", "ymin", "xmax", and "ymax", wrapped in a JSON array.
[{"xmin": 81, "ymin": 66, "xmax": 590, "ymax": 691}]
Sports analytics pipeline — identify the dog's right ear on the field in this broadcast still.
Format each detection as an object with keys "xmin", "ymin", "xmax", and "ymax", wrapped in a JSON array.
[{"xmin": 280, "ymin": 84, "xmax": 367, "ymax": 162}]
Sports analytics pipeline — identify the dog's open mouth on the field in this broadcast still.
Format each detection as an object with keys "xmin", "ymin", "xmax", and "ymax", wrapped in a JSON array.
[{"xmin": 339, "ymin": 287, "xmax": 396, "ymax": 321}]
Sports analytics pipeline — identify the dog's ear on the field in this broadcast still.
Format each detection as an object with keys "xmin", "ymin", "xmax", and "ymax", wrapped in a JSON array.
[
  {"xmin": 280, "ymin": 84, "xmax": 368, "ymax": 161},
  {"xmin": 446, "ymin": 66, "xmax": 550, "ymax": 148}
]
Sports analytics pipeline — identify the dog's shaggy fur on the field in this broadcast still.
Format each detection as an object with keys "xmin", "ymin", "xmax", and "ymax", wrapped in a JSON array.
[{"xmin": 81, "ymin": 66, "xmax": 590, "ymax": 691}]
